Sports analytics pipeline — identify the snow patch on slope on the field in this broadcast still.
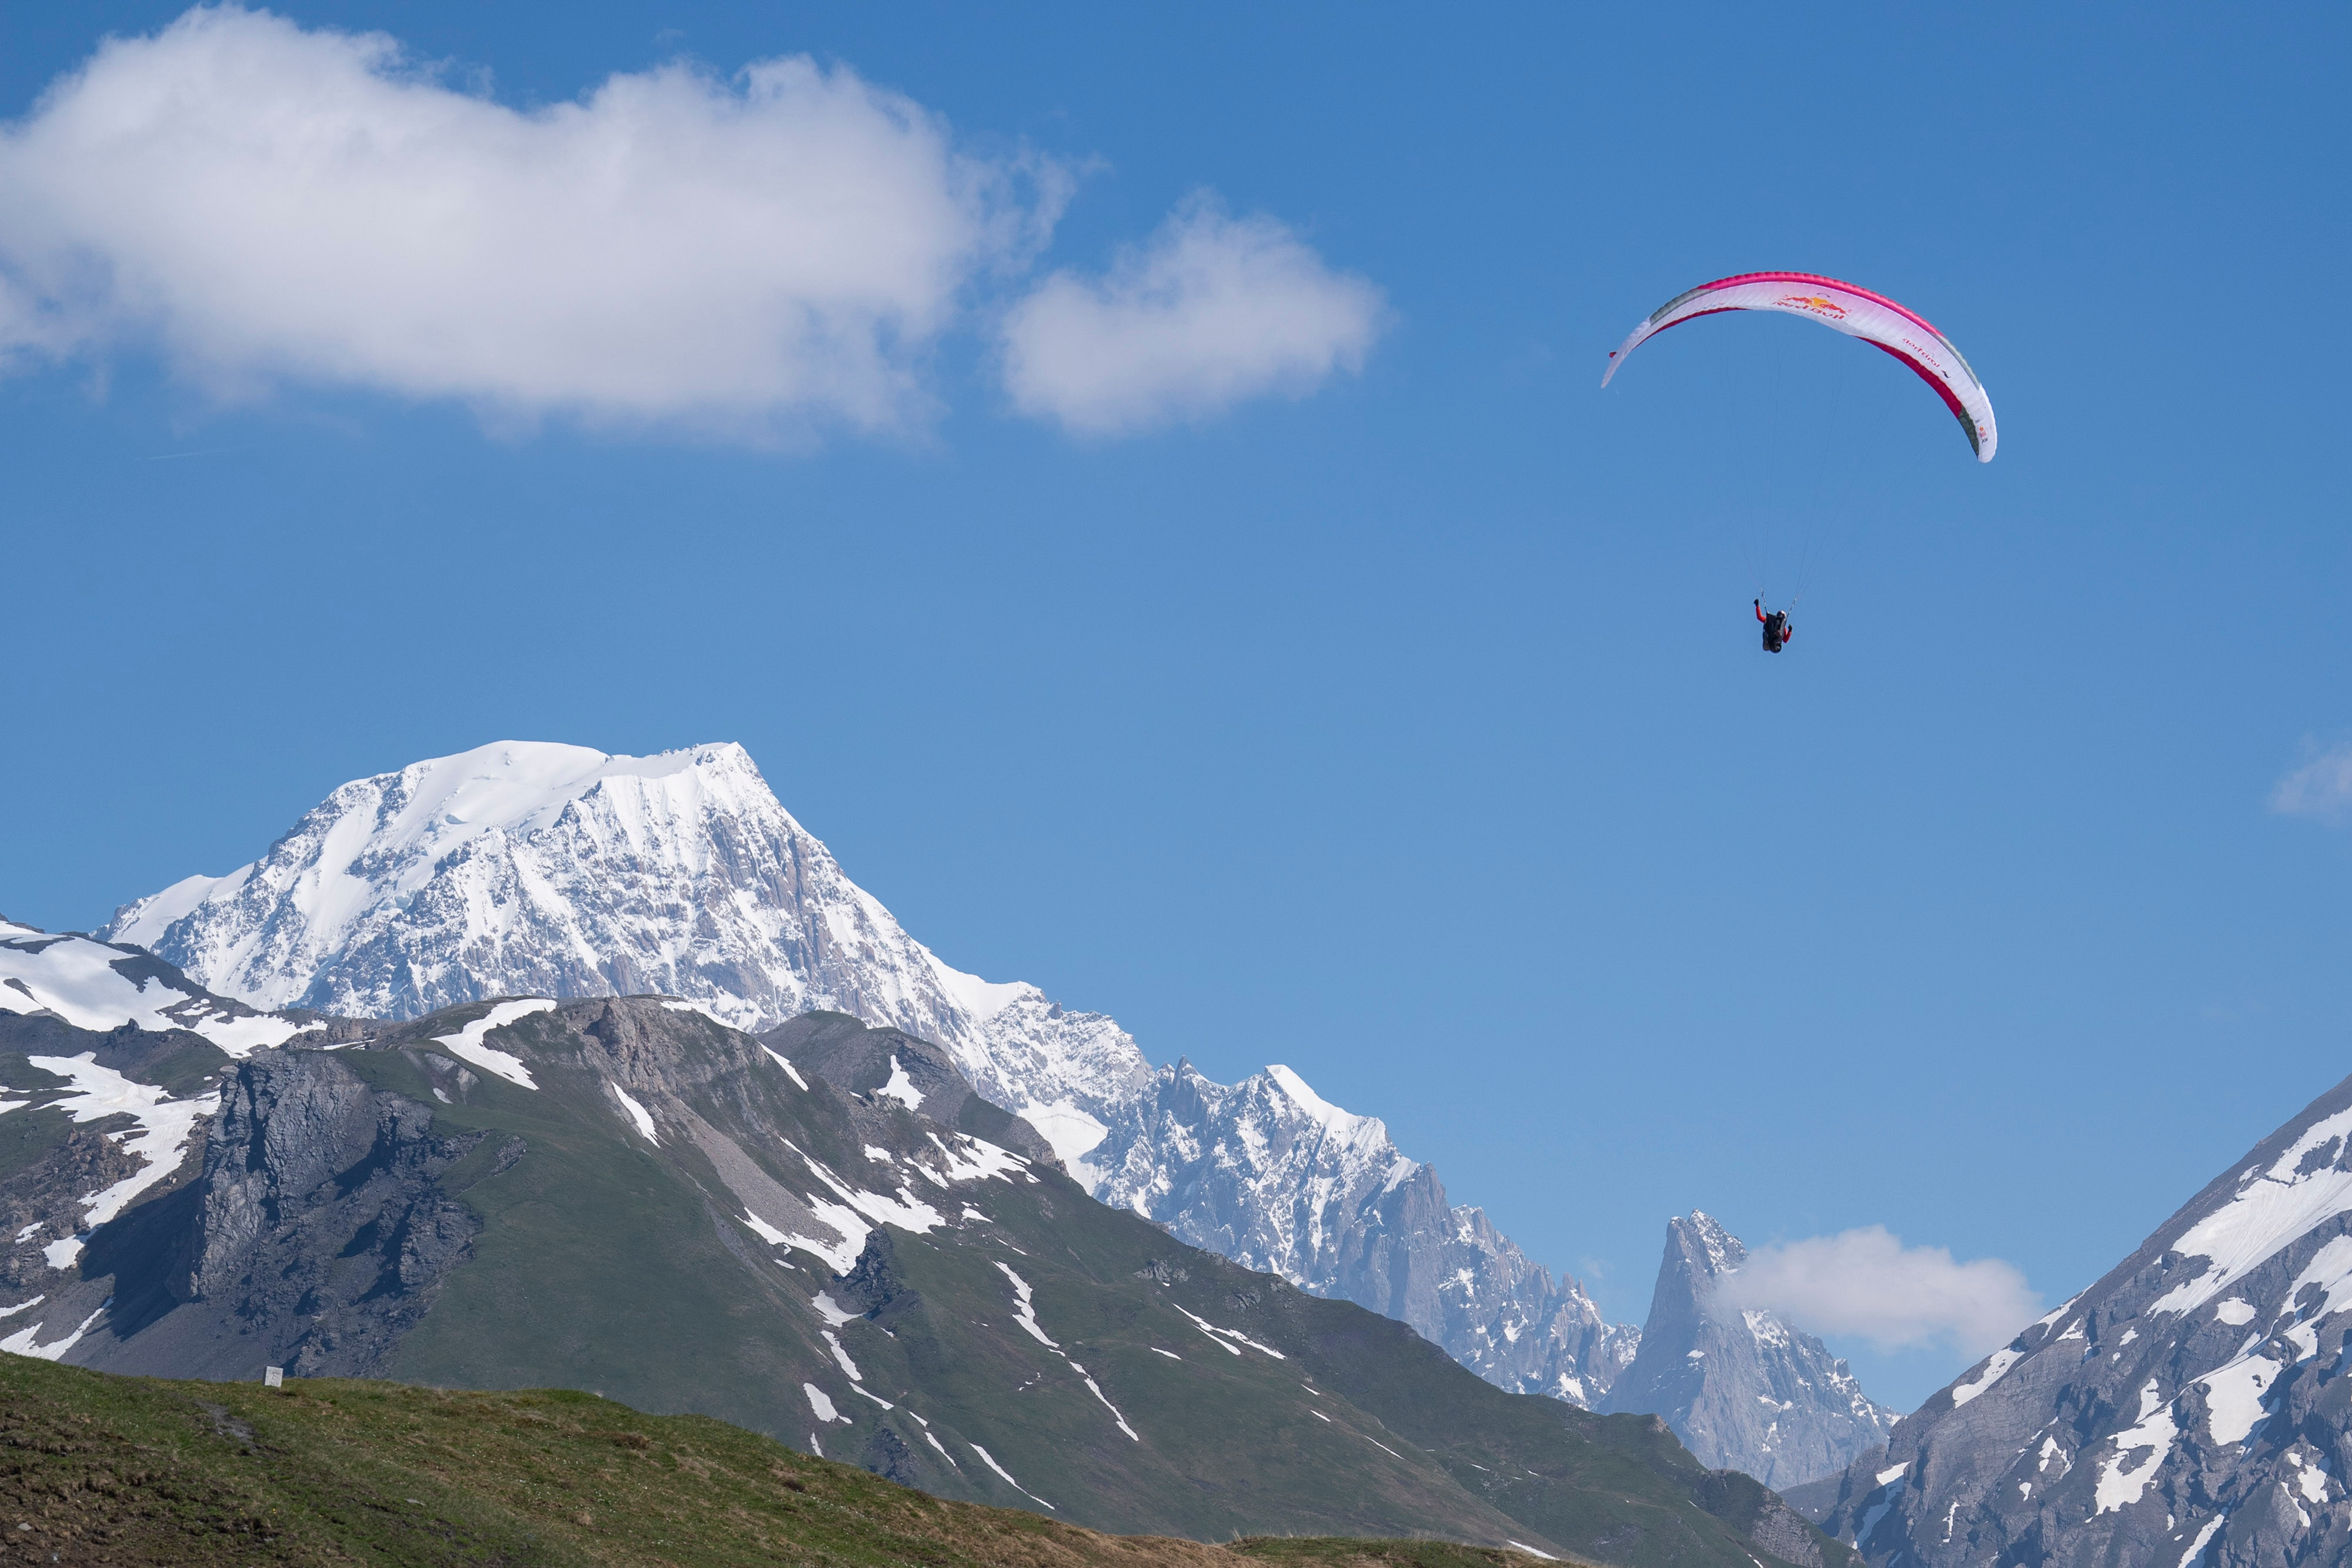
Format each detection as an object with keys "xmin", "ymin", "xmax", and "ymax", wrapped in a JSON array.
[
  {"xmin": 2095, "ymin": 1380, "xmax": 2179, "ymax": 1514},
  {"xmin": 0, "ymin": 1302, "xmax": 109, "ymax": 1360},
  {"xmin": 877, "ymin": 1055, "xmax": 923, "ymax": 1111},
  {"xmin": 1952, "ymin": 1346, "xmax": 2024, "ymax": 1407},
  {"xmin": 429, "ymin": 999, "xmax": 554, "ymax": 1088},
  {"xmin": 923, "ymin": 951, "xmax": 1028, "ymax": 1024},
  {"xmin": 1020, "ymin": 1102, "xmax": 1109, "ymax": 1167},
  {"xmin": 997, "ymin": 1262, "xmax": 1058, "ymax": 1348},
  {"xmin": 968, "ymin": 1443, "xmax": 1054, "ymax": 1509},
  {"xmin": 2199, "ymin": 1352, "xmax": 2279, "ymax": 1444},
  {"xmin": 608, "ymin": 1082, "xmax": 659, "ymax": 1142}
]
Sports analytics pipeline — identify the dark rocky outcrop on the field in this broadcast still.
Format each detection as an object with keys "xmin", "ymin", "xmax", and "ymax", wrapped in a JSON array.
[
  {"xmin": 2, "ymin": 1123, "xmax": 148, "ymax": 1297},
  {"xmin": 861, "ymin": 1423, "xmax": 922, "ymax": 1485},
  {"xmin": 836, "ymin": 1231, "xmax": 927, "ymax": 1333},
  {"xmin": 78, "ymin": 1049, "xmax": 483, "ymax": 1380}
]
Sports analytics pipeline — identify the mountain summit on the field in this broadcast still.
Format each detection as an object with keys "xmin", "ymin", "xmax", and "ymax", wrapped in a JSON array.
[{"xmin": 105, "ymin": 741, "xmax": 1148, "ymax": 1164}]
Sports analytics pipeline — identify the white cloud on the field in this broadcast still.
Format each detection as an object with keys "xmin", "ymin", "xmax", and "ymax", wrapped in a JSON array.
[
  {"xmin": 2271, "ymin": 741, "xmax": 2352, "ymax": 823},
  {"xmin": 1714, "ymin": 1225, "xmax": 2041, "ymax": 1357},
  {"xmin": 0, "ymin": 5, "xmax": 1068, "ymax": 439},
  {"xmin": 1000, "ymin": 193, "xmax": 1385, "ymax": 436}
]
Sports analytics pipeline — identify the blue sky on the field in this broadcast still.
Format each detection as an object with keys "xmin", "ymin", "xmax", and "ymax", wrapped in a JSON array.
[{"xmin": 3, "ymin": 2, "xmax": 2347, "ymax": 1409}]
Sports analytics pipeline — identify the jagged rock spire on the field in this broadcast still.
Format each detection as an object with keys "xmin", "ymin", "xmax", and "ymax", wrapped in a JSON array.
[{"xmin": 1605, "ymin": 1212, "xmax": 1896, "ymax": 1490}]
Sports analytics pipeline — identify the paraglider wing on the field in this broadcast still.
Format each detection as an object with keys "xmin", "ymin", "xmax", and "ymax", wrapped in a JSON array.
[{"xmin": 1601, "ymin": 272, "xmax": 1997, "ymax": 462}]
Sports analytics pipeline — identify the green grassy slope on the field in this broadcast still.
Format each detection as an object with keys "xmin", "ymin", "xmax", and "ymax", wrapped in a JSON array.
[
  {"xmin": 868, "ymin": 1172, "xmax": 1850, "ymax": 1567},
  {"xmin": 325, "ymin": 1006, "xmax": 1578, "ymax": 1550},
  {"xmin": 1, "ymin": 1353, "xmax": 1592, "ymax": 1567}
]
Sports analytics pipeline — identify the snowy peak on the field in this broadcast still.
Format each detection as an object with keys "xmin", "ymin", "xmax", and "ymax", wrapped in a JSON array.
[
  {"xmin": 1632, "ymin": 1212, "xmax": 1750, "ymax": 1345},
  {"xmin": 2139, "ymin": 1089, "xmax": 2352, "ymax": 1319},
  {"xmin": 1090, "ymin": 1058, "xmax": 1417, "ymax": 1235},
  {"xmin": 107, "ymin": 740, "xmax": 834, "ymax": 1017},
  {"xmin": 1677, "ymin": 1211, "xmax": 1747, "ymax": 1282},
  {"xmin": 111, "ymin": 741, "xmax": 754, "ymax": 952},
  {"xmin": 101, "ymin": 741, "xmax": 1155, "ymax": 1158},
  {"xmin": 1265, "ymin": 1063, "xmax": 1378, "ymax": 1141}
]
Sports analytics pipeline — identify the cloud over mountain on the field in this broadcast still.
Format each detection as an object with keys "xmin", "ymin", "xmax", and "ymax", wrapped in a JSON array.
[{"xmin": 1713, "ymin": 1224, "xmax": 2039, "ymax": 1358}]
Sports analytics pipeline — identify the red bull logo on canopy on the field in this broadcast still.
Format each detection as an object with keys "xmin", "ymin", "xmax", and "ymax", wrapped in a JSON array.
[{"xmin": 1773, "ymin": 293, "xmax": 1849, "ymax": 319}]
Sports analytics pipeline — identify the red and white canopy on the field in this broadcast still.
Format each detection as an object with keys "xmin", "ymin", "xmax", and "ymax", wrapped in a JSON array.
[{"xmin": 1602, "ymin": 272, "xmax": 1997, "ymax": 462}]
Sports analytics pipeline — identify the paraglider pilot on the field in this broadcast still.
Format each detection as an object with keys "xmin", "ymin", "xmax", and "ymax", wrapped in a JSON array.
[{"xmin": 1755, "ymin": 599, "xmax": 1793, "ymax": 653}]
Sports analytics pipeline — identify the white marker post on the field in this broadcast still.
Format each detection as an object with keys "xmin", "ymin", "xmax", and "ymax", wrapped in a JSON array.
[{"xmin": 263, "ymin": 1366, "xmax": 283, "ymax": 1389}]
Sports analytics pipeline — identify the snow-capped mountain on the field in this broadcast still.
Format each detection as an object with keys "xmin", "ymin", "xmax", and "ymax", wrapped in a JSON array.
[
  {"xmin": 1601, "ymin": 1213, "xmax": 1897, "ymax": 1490},
  {"xmin": 101, "ymin": 740, "xmax": 1682, "ymax": 1422},
  {"xmin": 1812, "ymin": 1069, "xmax": 2352, "ymax": 1566},
  {"xmin": 106, "ymin": 742, "xmax": 1147, "ymax": 1162}
]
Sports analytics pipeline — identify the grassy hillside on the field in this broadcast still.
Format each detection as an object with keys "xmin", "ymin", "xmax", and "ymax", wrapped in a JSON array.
[
  {"xmin": 847, "ymin": 1175, "xmax": 1847, "ymax": 1566},
  {"xmin": 0, "ymin": 1354, "xmax": 1596, "ymax": 1568}
]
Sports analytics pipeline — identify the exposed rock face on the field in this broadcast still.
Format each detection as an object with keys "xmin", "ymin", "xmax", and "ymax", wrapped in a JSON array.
[
  {"xmin": 1815, "ymin": 1071, "xmax": 2352, "ymax": 1567},
  {"xmin": 1746, "ymin": 1500, "xmax": 1830, "ymax": 1568},
  {"xmin": 0, "ymin": 1108, "xmax": 146, "ymax": 1299},
  {"xmin": 2, "ymin": 991, "xmax": 236, "ymax": 1346},
  {"xmin": 1602, "ymin": 1214, "xmax": 1897, "ymax": 1490},
  {"xmin": 1091, "ymin": 1057, "xmax": 1638, "ymax": 1406},
  {"xmin": 79, "ymin": 1049, "xmax": 484, "ymax": 1380}
]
